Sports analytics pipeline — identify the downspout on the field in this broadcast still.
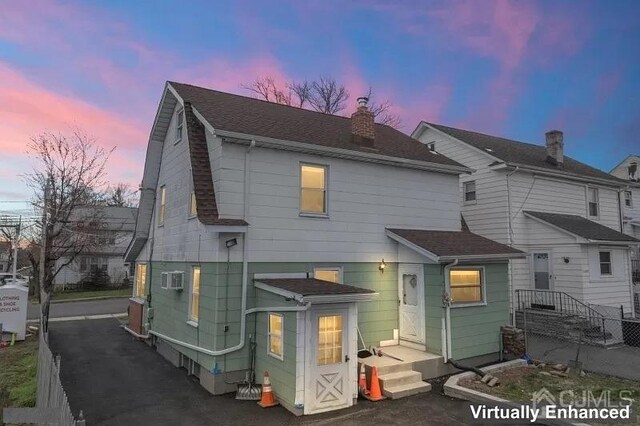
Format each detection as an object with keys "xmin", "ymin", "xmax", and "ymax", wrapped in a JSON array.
[
  {"xmin": 506, "ymin": 166, "xmax": 519, "ymax": 325},
  {"xmin": 443, "ymin": 259, "xmax": 459, "ymax": 362}
]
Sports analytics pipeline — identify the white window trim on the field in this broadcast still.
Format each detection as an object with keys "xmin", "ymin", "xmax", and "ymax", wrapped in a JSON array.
[
  {"xmin": 188, "ymin": 266, "xmax": 200, "ymax": 323},
  {"xmin": 449, "ymin": 266, "xmax": 487, "ymax": 308},
  {"xmin": 599, "ymin": 250, "xmax": 613, "ymax": 276},
  {"xmin": 586, "ymin": 186, "xmax": 599, "ymax": 218},
  {"xmin": 268, "ymin": 312, "xmax": 284, "ymax": 361},
  {"xmin": 175, "ymin": 108, "xmax": 184, "ymax": 144},
  {"xmin": 624, "ymin": 191, "xmax": 633, "ymax": 208},
  {"xmin": 158, "ymin": 185, "xmax": 166, "ymax": 227},
  {"xmin": 313, "ymin": 266, "xmax": 343, "ymax": 284},
  {"xmin": 299, "ymin": 162, "xmax": 329, "ymax": 217},
  {"xmin": 463, "ymin": 181, "xmax": 477, "ymax": 205}
]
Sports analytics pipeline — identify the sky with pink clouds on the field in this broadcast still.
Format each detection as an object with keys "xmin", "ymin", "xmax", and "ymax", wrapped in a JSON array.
[{"xmin": 1, "ymin": 0, "xmax": 639, "ymax": 207}]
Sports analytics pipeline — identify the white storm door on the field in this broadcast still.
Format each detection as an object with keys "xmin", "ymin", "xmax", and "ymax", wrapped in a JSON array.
[
  {"xmin": 532, "ymin": 252, "xmax": 552, "ymax": 290},
  {"xmin": 398, "ymin": 264, "xmax": 425, "ymax": 344},
  {"xmin": 306, "ymin": 307, "xmax": 350, "ymax": 414}
]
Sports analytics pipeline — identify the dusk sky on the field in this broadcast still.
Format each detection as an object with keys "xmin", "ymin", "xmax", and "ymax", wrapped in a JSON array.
[{"xmin": 1, "ymin": 0, "xmax": 639, "ymax": 210}]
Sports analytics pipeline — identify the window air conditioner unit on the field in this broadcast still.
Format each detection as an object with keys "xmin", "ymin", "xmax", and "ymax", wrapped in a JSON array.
[{"xmin": 161, "ymin": 272, "xmax": 184, "ymax": 290}]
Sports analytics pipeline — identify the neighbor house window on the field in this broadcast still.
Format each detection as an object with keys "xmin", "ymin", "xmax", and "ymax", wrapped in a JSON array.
[
  {"xmin": 135, "ymin": 263, "xmax": 147, "ymax": 297},
  {"xmin": 189, "ymin": 266, "xmax": 200, "ymax": 323},
  {"xmin": 463, "ymin": 181, "xmax": 477, "ymax": 204},
  {"xmin": 300, "ymin": 164, "xmax": 327, "ymax": 215},
  {"xmin": 175, "ymin": 108, "xmax": 184, "ymax": 142},
  {"xmin": 450, "ymin": 268, "xmax": 484, "ymax": 304},
  {"xmin": 587, "ymin": 187, "xmax": 599, "ymax": 217},
  {"xmin": 314, "ymin": 267, "xmax": 342, "ymax": 283},
  {"xmin": 158, "ymin": 185, "xmax": 166, "ymax": 225},
  {"xmin": 599, "ymin": 251, "xmax": 612, "ymax": 275},
  {"xmin": 624, "ymin": 191, "xmax": 633, "ymax": 208},
  {"xmin": 427, "ymin": 142, "xmax": 436, "ymax": 151},
  {"xmin": 189, "ymin": 191, "xmax": 197, "ymax": 217},
  {"xmin": 268, "ymin": 313, "xmax": 284, "ymax": 360}
]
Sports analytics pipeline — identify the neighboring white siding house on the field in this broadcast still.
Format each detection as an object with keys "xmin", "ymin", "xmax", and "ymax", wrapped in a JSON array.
[
  {"xmin": 413, "ymin": 123, "xmax": 640, "ymax": 315},
  {"xmin": 54, "ymin": 206, "xmax": 137, "ymax": 288}
]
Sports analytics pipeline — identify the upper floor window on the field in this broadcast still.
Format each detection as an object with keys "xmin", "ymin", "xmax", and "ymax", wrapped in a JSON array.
[
  {"xmin": 300, "ymin": 164, "xmax": 327, "ymax": 215},
  {"xmin": 175, "ymin": 108, "xmax": 184, "ymax": 143},
  {"xmin": 314, "ymin": 266, "xmax": 342, "ymax": 283},
  {"xmin": 463, "ymin": 181, "xmax": 477, "ymax": 204},
  {"xmin": 624, "ymin": 191, "xmax": 633, "ymax": 208},
  {"xmin": 587, "ymin": 187, "xmax": 599, "ymax": 217},
  {"xmin": 158, "ymin": 186, "xmax": 166, "ymax": 225},
  {"xmin": 189, "ymin": 191, "xmax": 197, "ymax": 217},
  {"xmin": 599, "ymin": 251, "xmax": 612, "ymax": 275},
  {"xmin": 427, "ymin": 142, "xmax": 436, "ymax": 151}
]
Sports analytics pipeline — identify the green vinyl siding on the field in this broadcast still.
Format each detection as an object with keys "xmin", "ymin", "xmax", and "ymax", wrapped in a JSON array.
[
  {"xmin": 424, "ymin": 264, "xmax": 444, "ymax": 355},
  {"xmin": 253, "ymin": 289, "xmax": 298, "ymax": 409}
]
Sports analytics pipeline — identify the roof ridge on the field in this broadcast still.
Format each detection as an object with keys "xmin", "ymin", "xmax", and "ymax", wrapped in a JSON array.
[
  {"xmin": 168, "ymin": 80, "xmax": 398, "ymax": 130},
  {"xmin": 427, "ymin": 122, "xmax": 545, "ymax": 150}
]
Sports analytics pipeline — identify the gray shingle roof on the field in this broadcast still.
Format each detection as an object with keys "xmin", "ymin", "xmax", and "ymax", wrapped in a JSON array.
[
  {"xmin": 386, "ymin": 228, "xmax": 525, "ymax": 258},
  {"xmin": 524, "ymin": 211, "xmax": 639, "ymax": 242},
  {"xmin": 427, "ymin": 123, "xmax": 625, "ymax": 184},
  {"xmin": 169, "ymin": 82, "xmax": 466, "ymax": 168},
  {"xmin": 254, "ymin": 278, "xmax": 376, "ymax": 296}
]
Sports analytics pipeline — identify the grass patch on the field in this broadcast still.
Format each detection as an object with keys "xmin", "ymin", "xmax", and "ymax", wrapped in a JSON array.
[
  {"xmin": 52, "ymin": 287, "xmax": 131, "ymax": 301},
  {"xmin": 0, "ymin": 336, "xmax": 38, "ymax": 409}
]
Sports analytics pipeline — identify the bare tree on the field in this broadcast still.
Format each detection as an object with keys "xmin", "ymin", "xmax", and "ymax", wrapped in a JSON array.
[
  {"xmin": 243, "ymin": 75, "xmax": 402, "ymax": 128},
  {"xmin": 104, "ymin": 183, "xmax": 138, "ymax": 207},
  {"xmin": 24, "ymin": 130, "xmax": 113, "ymax": 323}
]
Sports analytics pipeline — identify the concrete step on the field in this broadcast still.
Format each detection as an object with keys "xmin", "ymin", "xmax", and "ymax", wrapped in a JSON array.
[
  {"xmin": 379, "ymin": 370, "xmax": 423, "ymax": 389},
  {"xmin": 382, "ymin": 381, "xmax": 432, "ymax": 399},
  {"xmin": 371, "ymin": 362, "xmax": 413, "ymax": 376}
]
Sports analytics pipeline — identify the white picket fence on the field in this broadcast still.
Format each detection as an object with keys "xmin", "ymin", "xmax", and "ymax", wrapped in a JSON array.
[{"xmin": 35, "ymin": 328, "xmax": 84, "ymax": 426}]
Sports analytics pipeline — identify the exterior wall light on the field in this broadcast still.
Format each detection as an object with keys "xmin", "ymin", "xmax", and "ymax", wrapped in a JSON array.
[{"xmin": 379, "ymin": 259, "xmax": 386, "ymax": 273}]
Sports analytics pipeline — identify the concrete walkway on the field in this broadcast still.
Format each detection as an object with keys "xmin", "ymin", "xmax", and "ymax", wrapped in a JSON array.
[{"xmin": 49, "ymin": 319, "xmax": 472, "ymax": 425}]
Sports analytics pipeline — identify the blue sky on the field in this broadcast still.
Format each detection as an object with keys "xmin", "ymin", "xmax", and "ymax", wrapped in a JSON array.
[{"xmin": 1, "ymin": 0, "xmax": 639, "ymax": 207}]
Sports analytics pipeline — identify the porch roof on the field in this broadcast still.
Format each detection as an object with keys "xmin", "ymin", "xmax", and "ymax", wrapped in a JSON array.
[
  {"xmin": 524, "ymin": 211, "xmax": 640, "ymax": 244},
  {"xmin": 386, "ymin": 228, "xmax": 526, "ymax": 262},
  {"xmin": 254, "ymin": 278, "xmax": 378, "ymax": 304}
]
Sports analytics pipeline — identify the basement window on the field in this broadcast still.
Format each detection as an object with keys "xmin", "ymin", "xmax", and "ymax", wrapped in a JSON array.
[
  {"xmin": 463, "ymin": 181, "xmax": 477, "ymax": 204},
  {"xmin": 450, "ymin": 268, "xmax": 485, "ymax": 305},
  {"xmin": 599, "ymin": 251, "xmax": 612, "ymax": 275},
  {"xmin": 268, "ymin": 313, "xmax": 284, "ymax": 360}
]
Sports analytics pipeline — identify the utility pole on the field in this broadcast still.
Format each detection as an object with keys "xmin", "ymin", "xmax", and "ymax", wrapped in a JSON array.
[
  {"xmin": 39, "ymin": 180, "xmax": 50, "ymax": 318},
  {"xmin": 11, "ymin": 215, "xmax": 20, "ymax": 284}
]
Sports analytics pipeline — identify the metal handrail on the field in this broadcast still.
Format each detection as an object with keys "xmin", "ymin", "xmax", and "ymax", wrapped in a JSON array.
[{"xmin": 516, "ymin": 289, "xmax": 606, "ymax": 321}]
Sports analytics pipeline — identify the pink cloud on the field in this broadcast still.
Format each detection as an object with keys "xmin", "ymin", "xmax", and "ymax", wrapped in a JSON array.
[{"xmin": 0, "ymin": 62, "xmax": 146, "ymax": 188}]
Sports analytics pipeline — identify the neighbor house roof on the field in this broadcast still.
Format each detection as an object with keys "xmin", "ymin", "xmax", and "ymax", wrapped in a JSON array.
[
  {"xmin": 524, "ymin": 211, "xmax": 640, "ymax": 243},
  {"xmin": 184, "ymin": 102, "xmax": 248, "ymax": 226},
  {"xmin": 168, "ymin": 82, "xmax": 468, "ymax": 171},
  {"xmin": 386, "ymin": 228, "xmax": 525, "ymax": 261},
  {"xmin": 254, "ymin": 277, "xmax": 377, "ymax": 303},
  {"xmin": 422, "ymin": 122, "xmax": 625, "ymax": 185}
]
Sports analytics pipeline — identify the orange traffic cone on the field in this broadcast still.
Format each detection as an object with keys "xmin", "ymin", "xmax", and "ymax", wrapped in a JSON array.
[
  {"xmin": 258, "ymin": 371, "xmax": 279, "ymax": 408},
  {"xmin": 358, "ymin": 363, "xmax": 368, "ymax": 395},
  {"xmin": 364, "ymin": 366, "xmax": 385, "ymax": 401}
]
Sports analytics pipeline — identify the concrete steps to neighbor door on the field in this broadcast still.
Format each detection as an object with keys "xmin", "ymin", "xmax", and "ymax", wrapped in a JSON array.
[{"xmin": 371, "ymin": 361, "xmax": 431, "ymax": 399}]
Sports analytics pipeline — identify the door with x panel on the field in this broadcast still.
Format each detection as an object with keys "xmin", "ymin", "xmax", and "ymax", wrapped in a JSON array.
[{"xmin": 306, "ymin": 307, "xmax": 351, "ymax": 414}]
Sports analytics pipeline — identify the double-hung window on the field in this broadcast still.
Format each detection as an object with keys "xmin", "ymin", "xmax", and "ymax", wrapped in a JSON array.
[
  {"xmin": 463, "ymin": 181, "xmax": 476, "ymax": 204},
  {"xmin": 599, "ymin": 251, "xmax": 612, "ymax": 275},
  {"xmin": 449, "ymin": 268, "xmax": 484, "ymax": 305},
  {"xmin": 587, "ymin": 187, "xmax": 599, "ymax": 217},
  {"xmin": 158, "ymin": 186, "xmax": 166, "ymax": 225},
  {"xmin": 189, "ymin": 266, "xmax": 200, "ymax": 323},
  {"xmin": 300, "ymin": 164, "xmax": 327, "ymax": 215},
  {"xmin": 175, "ymin": 108, "xmax": 184, "ymax": 142},
  {"xmin": 624, "ymin": 191, "xmax": 633, "ymax": 208},
  {"xmin": 268, "ymin": 313, "xmax": 284, "ymax": 360}
]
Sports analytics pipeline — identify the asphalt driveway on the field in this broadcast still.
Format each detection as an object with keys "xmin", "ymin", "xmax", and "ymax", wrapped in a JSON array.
[
  {"xmin": 49, "ymin": 319, "xmax": 471, "ymax": 425},
  {"xmin": 28, "ymin": 297, "xmax": 128, "ymax": 320}
]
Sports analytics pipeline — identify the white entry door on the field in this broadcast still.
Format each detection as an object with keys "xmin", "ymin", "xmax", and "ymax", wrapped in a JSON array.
[
  {"xmin": 532, "ymin": 252, "xmax": 552, "ymax": 290},
  {"xmin": 398, "ymin": 264, "xmax": 425, "ymax": 344},
  {"xmin": 305, "ymin": 307, "xmax": 351, "ymax": 414}
]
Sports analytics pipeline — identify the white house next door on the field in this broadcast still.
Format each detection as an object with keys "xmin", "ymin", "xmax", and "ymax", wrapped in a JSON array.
[
  {"xmin": 398, "ymin": 264, "xmax": 425, "ymax": 344},
  {"xmin": 305, "ymin": 306, "xmax": 351, "ymax": 414}
]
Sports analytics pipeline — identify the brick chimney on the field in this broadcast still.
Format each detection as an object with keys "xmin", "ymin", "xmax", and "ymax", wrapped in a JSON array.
[
  {"xmin": 351, "ymin": 96, "xmax": 375, "ymax": 147},
  {"xmin": 545, "ymin": 130, "xmax": 564, "ymax": 166}
]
